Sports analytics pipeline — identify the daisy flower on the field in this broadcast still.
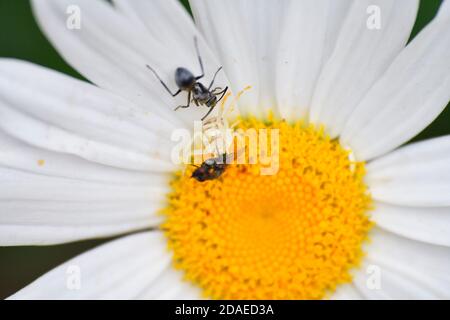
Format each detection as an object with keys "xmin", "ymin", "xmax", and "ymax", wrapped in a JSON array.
[{"xmin": 1, "ymin": 0, "xmax": 450, "ymax": 299}]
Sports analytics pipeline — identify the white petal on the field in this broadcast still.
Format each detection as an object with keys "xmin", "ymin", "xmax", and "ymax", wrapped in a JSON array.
[
  {"xmin": 366, "ymin": 135, "xmax": 450, "ymax": 206},
  {"xmin": 0, "ymin": 203, "xmax": 162, "ymax": 246},
  {"xmin": 0, "ymin": 167, "xmax": 168, "ymax": 245},
  {"xmin": 0, "ymin": 132, "xmax": 165, "ymax": 184},
  {"xmin": 190, "ymin": 0, "xmax": 290, "ymax": 117},
  {"xmin": 31, "ymin": 0, "xmax": 227, "ymax": 125},
  {"xmin": 371, "ymin": 202, "xmax": 450, "ymax": 247},
  {"xmin": 8, "ymin": 232, "xmax": 197, "ymax": 299},
  {"xmin": 352, "ymin": 260, "xmax": 440, "ymax": 299},
  {"xmin": 310, "ymin": 0, "xmax": 419, "ymax": 137},
  {"xmin": 0, "ymin": 59, "xmax": 176, "ymax": 172},
  {"xmin": 351, "ymin": 228, "xmax": 450, "ymax": 299},
  {"xmin": 329, "ymin": 284, "xmax": 363, "ymax": 300},
  {"xmin": 276, "ymin": 0, "xmax": 352, "ymax": 121},
  {"xmin": 341, "ymin": 1, "xmax": 450, "ymax": 160},
  {"xmin": 321, "ymin": 0, "xmax": 354, "ymax": 63},
  {"xmin": 0, "ymin": 129, "xmax": 170, "ymax": 245},
  {"xmin": 137, "ymin": 266, "xmax": 202, "ymax": 300}
]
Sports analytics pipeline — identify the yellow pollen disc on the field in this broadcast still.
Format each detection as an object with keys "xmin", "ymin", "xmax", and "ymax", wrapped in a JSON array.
[{"xmin": 162, "ymin": 117, "xmax": 373, "ymax": 300}]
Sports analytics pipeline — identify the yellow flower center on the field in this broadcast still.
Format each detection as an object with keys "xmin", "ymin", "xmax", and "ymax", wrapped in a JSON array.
[{"xmin": 162, "ymin": 117, "xmax": 373, "ymax": 299}]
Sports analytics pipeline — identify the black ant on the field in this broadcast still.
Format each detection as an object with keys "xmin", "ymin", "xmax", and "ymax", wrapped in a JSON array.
[{"xmin": 146, "ymin": 37, "xmax": 228, "ymax": 121}]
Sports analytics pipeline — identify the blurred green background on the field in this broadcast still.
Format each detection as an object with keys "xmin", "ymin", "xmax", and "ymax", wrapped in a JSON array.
[{"xmin": 0, "ymin": 0, "xmax": 448, "ymax": 299}]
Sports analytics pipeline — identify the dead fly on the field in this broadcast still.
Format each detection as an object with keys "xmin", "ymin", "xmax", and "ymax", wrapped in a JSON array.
[
  {"xmin": 146, "ymin": 37, "xmax": 228, "ymax": 121},
  {"xmin": 192, "ymin": 153, "xmax": 234, "ymax": 182},
  {"xmin": 191, "ymin": 114, "xmax": 237, "ymax": 182},
  {"xmin": 189, "ymin": 87, "xmax": 249, "ymax": 183}
]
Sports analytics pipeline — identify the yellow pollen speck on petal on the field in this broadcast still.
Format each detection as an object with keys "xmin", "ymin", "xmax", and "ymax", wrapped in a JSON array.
[
  {"xmin": 37, "ymin": 159, "xmax": 45, "ymax": 166},
  {"xmin": 162, "ymin": 116, "xmax": 373, "ymax": 300}
]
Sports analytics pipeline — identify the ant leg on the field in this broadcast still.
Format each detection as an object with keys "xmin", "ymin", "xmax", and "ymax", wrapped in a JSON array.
[
  {"xmin": 146, "ymin": 65, "xmax": 181, "ymax": 97},
  {"xmin": 174, "ymin": 91, "xmax": 191, "ymax": 111},
  {"xmin": 194, "ymin": 36, "xmax": 205, "ymax": 80},
  {"xmin": 193, "ymin": 98, "xmax": 199, "ymax": 107},
  {"xmin": 208, "ymin": 67, "xmax": 224, "ymax": 90}
]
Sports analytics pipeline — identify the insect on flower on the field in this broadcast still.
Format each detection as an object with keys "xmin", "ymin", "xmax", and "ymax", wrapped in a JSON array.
[
  {"xmin": 191, "ymin": 152, "xmax": 232, "ymax": 182},
  {"xmin": 190, "ymin": 86, "xmax": 251, "ymax": 182},
  {"xmin": 191, "ymin": 119, "xmax": 235, "ymax": 182},
  {"xmin": 146, "ymin": 37, "xmax": 228, "ymax": 121},
  {"xmin": 191, "ymin": 101, "xmax": 238, "ymax": 182}
]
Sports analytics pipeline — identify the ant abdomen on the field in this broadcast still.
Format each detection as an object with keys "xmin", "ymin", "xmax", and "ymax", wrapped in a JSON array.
[{"xmin": 175, "ymin": 67, "xmax": 195, "ymax": 90}]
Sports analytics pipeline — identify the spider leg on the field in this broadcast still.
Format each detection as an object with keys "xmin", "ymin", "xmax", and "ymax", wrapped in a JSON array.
[
  {"xmin": 146, "ymin": 65, "xmax": 181, "ymax": 97},
  {"xmin": 174, "ymin": 91, "xmax": 192, "ymax": 111},
  {"xmin": 201, "ymin": 87, "xmax": 228, "ymax": 121},
  {"xmin": 201, "ymin": 100, "xmax": 218, "ymax": 121},
  {"xmin": 194, "ymin": 37, "xmax": 205, "ymax": 80},
  {"xmin": 216, "ymin": 87, "xmax": 229, "ymax": 103},
  {"xmin": 211, "ymin": 87, "xmax": 223, "ymax": 94}
]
